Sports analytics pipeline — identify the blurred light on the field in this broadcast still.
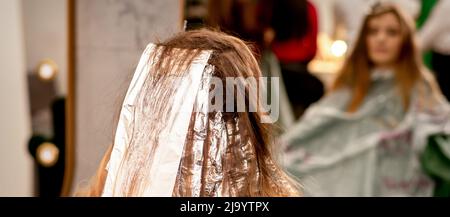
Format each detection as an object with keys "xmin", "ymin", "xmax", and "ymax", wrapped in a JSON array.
[
  {"xmin": 36, "ymin": 142, "xmax": 59, "ymax": 167},
  {"xmin": 331, "ymin": 40, "xmax": 348, "ymax": 57},
  {"xmin": 37, "ymin": 59, "xmax": 58, "ymax": 81}
]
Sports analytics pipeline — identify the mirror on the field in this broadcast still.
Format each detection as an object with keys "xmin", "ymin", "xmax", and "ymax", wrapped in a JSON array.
[
  {"xmin": 19, "ymin": 0, "xmax": 71, "ymax": 196},
  {"xmin": 71, "ymin": 0, "xmax": 184, "ymax": 195}
]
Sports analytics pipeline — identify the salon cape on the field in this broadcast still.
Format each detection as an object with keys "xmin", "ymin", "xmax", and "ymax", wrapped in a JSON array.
[{"xmin": 282, "ymin": 69, "xmax": 450, "ymax": 196}]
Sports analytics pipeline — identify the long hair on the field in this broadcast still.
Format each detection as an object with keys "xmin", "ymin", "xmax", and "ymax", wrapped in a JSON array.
[
  {"xmin": 76, "ymin": 29, "xmax": 301, "ymax": 197},
  {"xmin": 332, "ymin": 3, "xmax": 442, "ymax": 113}
]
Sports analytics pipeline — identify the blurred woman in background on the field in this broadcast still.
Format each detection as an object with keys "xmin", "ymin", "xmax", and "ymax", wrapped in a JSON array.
[{"xmin": 283, "ymin": 3, "xmax": 450, "ymax": 196}]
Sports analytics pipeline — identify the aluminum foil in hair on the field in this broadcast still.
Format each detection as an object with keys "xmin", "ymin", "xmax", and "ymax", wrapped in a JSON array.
[
  {"xmin": 102, "ymin": 43, "xmax": 299, "ymax": 197},
  {"xmin": 172, "ymin": 68, "xmax": 297, "ymax": 197},
  {"xmin": 102, "ymin": 43, "xmax": 212, "ymax": 196}
]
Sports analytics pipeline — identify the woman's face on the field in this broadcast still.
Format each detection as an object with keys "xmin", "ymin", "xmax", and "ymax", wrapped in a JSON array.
[{"xmin": 366, "ymin": 13, "xmax": 403, "ymax": 68}]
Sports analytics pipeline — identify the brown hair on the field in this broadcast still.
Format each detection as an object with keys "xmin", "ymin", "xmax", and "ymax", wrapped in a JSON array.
[
  {"xmin": 75, "ymin": 28, "xmax": 301, "ymax": 197},
  {"xmin": 332, "ymin": 3, "xmax": 442, "ymax": 112}
]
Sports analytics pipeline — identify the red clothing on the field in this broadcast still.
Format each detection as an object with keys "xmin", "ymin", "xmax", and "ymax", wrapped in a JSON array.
[{"xmin": 271, "ymin": 1, "xmax": 318, "ymax": 63}]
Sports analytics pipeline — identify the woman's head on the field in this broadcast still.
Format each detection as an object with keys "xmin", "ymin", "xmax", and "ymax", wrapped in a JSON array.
[
  {"xmin": 333, "ymin": 3, "xmax": 441, "ymax": 112},
  {"xmin": 77, "ymin": 28, "xmax": 300, "ymax": 197},
  {"xmin": 365, "ymin": 6, "xmax": 408, "ymax": 67},
  {"xmin": 159, "ymin": 29, "xmax": 300, "ymax": 197}
]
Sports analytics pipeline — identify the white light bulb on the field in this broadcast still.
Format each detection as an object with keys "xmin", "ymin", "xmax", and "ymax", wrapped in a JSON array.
[
  {"xmin": 331, "ymin": 40, "xmax": 348, "ymax": 57},
  {"xmin": 37, "ymin": 142, "xmax": 59, "ymax": 167},
  {"xmin": 36, "ymin": 59, "xmax": 58, "ymax": 81},
  {"xmin": 39, "ymin": 64, "xmax": 54, "ymax": 80}
]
